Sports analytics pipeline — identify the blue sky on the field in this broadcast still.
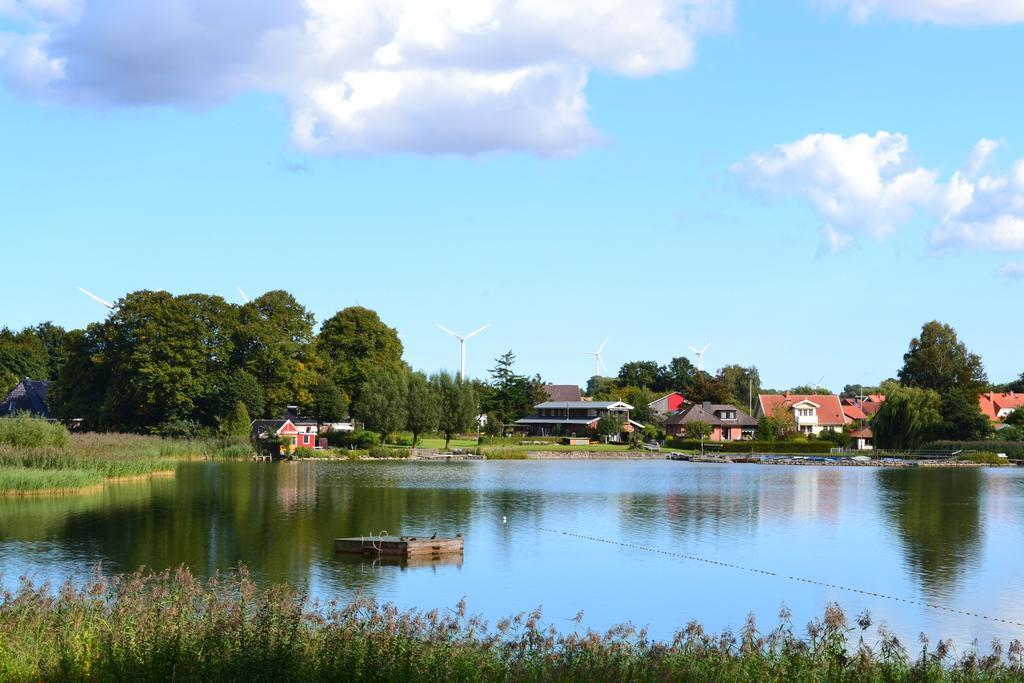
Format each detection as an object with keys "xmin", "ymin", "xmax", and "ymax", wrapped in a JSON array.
[{"xmin": 1, "ymin": 1, "xmax": 1023, "ymax": 390}]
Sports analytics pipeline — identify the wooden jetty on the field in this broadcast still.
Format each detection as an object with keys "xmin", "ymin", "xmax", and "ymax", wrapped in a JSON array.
[{"xmin": 334, "ymin": 535, "xmax": 464, "ymax": 558}]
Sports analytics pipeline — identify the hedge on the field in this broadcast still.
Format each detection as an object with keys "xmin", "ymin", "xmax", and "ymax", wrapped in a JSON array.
[
  {"xmin": 664, "ymin": 438, "xmax": 839, "ymax": 454},
  {"xmin": 478, "ymin": 435, "xmax": 562, "ymax": 446},
  {"xmin": 923, "ymin": 440, "xmax": 1024, "ymax": 459}
]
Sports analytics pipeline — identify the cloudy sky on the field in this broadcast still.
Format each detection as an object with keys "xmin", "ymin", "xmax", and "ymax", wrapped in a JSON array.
[{"xmin": 2, "ymin": 0, "xmax": 1022, "ymax": 389}]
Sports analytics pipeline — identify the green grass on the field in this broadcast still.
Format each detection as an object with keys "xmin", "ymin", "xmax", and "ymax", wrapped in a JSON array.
[
  {"xmin": 0, "ymin": 565, "xmax": 1020, "ymax": 681},
  {"xmin": 0, "ymin": 466, "xmax": 103, "ymax": 494}
]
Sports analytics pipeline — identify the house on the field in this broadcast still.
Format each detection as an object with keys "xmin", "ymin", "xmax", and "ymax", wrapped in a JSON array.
[
  {"xmin": 841, "ymin": 398, "xmax": 867, "ymax": 423},
  {"xmin": 251, "ymin": 419, "xmax": 318, "ymax": 454},
  {"xmin": 664, "ymin": 402, "xmax": 757, "ymax": 441},
  {"xmin": 514, "ymin": 400, "xmax": 643, "ymax": 441},
  {"xmin": 979, "ymin": 392, "xmax": 1024, "ymax": 423},
  {"xmin": 755, "ymin": 393, "xmax": 848, "ymax": 436},
  {"xmin": 648, "ymin": 392, "xmax": 686, "ymax": 416},
  {"xmin": 0, "ymin": 379, "xmax": 53, "ymax": 419},
  {"xmin": 849, "ymin": 427, "xmax": 874, "ymax": 451},
  {"xmin": 543, "ymin": 384, "xmax": 583, "ymax": 402}
]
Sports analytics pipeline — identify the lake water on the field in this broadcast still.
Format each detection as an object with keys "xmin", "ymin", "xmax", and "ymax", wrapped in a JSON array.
[{"xmin": 1, "ymin": 460, "xmax": 1022, "ymax": 648}]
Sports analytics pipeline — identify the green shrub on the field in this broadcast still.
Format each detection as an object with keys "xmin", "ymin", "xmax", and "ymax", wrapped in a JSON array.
[
  {"xmin": 0, "ymin": 415, "xmax": 71, "ymax": 449},
  {"xmin": 478, "ymin": 435, "xmax": 560, "ymax": 446},
  {"xmin": 390, "ymin": 432, "xmax": 414, "ymax": 446},
  {"xmin": 955, "ymin": 452, "xmax": 1008, "ymax": 465},
  {"xmin": 924, "ymin": 440, "xmax": 1024, "ymax": 459},
  {"xmin": 325, "ymin": 429, "xmax": 380, "ymax": 449},
  {"xmin": 664, "ymin": 438, "xmax": 835, "ymax": 454}
]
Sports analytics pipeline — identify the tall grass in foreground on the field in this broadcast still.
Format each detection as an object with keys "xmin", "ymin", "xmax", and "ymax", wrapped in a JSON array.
[{"xmin": 0, "ymin": 566, "xmax": 1020, "ymax": 682}]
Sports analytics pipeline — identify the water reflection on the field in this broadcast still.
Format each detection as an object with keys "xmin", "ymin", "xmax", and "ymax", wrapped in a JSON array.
[{"xmin": 877, "ymin": 468, "xmax": 982, "ymax": 597}]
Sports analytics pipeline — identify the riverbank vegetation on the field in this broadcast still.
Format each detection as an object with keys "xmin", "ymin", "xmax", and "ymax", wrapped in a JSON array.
[
  {"xmin": 0, "ymin": 416, "xmax": 252, "ymax": 494},
  {"xmin": 0, "ymin": 566, "xmax": 1020, "ymax": 681}
]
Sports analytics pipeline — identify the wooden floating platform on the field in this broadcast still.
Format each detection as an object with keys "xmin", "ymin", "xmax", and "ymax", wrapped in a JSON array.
[{"xmin": 334, "ymin": 535, "xmax": 464, "ymax": 558}]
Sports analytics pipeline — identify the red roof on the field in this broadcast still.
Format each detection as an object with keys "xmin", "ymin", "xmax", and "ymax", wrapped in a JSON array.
[
  {"xmin": 978, "ymin": 392, "xmax": 1024, "ymax": 422},
  {"xmin": 758, "ymin": 393, "xmax": 848, "ymax": 426},
  {"xmin": 849, "ymin": 427, "xmax": 873, "ymax": 438},
  {"xmin": 842, "ymin": 402, "xmax": 867, "ymax": 421}
]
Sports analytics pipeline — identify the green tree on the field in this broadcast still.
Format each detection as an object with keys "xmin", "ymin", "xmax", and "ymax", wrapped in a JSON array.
[
  {"xmin": 617, "ymin": 386, "xmax": 657, "ymax": 423},
  {"xmin": 688, "ymin": 372, "xmax": 731, "ymax": 404},
  {"xmin": 898, "ymin": 321, "xmax": 988, "ymax": 440},
  {"xmin": 219, "ymin": 401, "xmax": 252, "ymax": 437},
  {"xmin": 355, "ymin": 370, "xmax": 408, "ymax": 443},
  {"xmin": 405, "ymin": 371, "xmax": 440, "ymax": 447},
  {"xmin": 30, "ymin": 322, "xmax": 68, "ymax": 380},
  {"xmin": 617, "ymin": 361, "xmax": 662, "ymax": 390},
  {"xmin": 662, "ymin": 356, "xmax": 697, "ymax": 393},
  {"xmin": 317, "ymin": 306, "xmax": 404, "ymax": 408},
  {"xmin": 872, "ymin": 382, "xmax": 944, "ymax": 449},
  {"xmin": 309, "ymin": 377, "xmax": 349, "ymax": 426},
  {"xmin": 0, "ymin": 326, "xmax": 49, "ymax": 393},
  {"xmin": 211, "ymin": 369, "xmax": 266, "ymax": 421},
  {"xmin": 755, "ymin": 405, "xmax": 796, "ymax": 441},
  {"xmin": 585, "ymin": 375, "xmax": 618, "ymax": 398},
  {"xmin": 683, "ymin": 420, "xmax": 712, "ymax": 439},
  {"xmin": 716, "ymin": 364, "xmax": 761, "ymax": 408},
  {"xmin": 432, "ymin": 371, "xmax": 478, "ymax": 449},
  {"xmin": 48, "ymin": 327, "xmax": 108, "ymax": 428},
  {"xmin": 595, "ymin": 413, "xmax": 622, "ymax": 439},
  {"xmin": 482, "ymin": 350, "xmax": 547, "ymax": 424},
  {"xmin": 482, "ymin": 411, "xmax": 503, "ymax": 437},
  {"xmin": 234, "ymin": 290, "xmax": 319, "ymax": 418}
]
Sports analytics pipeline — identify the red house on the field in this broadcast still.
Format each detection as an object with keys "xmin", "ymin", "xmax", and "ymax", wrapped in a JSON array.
[
  {"xmin": 251, "ymin": 419, "xmax": 318, "ymax": 454},
  {"xmin": 648, "ymin": 392, "xmax": 686, "ymax": 416}
]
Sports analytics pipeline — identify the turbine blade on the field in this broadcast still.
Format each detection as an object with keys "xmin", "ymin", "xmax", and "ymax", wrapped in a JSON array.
[
  {"xmin": 237, "ymin": 286, "xmax": 250, "ymax": 303},
  {"xmin": 600, "ymin": 355, "xmax": 608, "ymax": 373},
  {"xmin": 77, "ymin": 287, "xmax": 115, "ymax": 309},
  {"xmin": 436, "ymin": 324, "xmax": 463, "ymax": 340},
  {"xmin": 598, "ymin": 338, "xmax": 608, "ymax": 353},
  {"xmin": 688, "ymin": 345, "xmax": 699, "ymax": 354},
  {"xmin": 701, "ymin": 342, "xmax": 711, "ymax": 353},
  {"xmin": 464, "ymin": 324, "xmax": 489, "ymax": 339}
]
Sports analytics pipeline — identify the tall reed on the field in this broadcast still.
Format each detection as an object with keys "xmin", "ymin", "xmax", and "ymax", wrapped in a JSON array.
[{"xmin": 0, "ymin": 565, "xmax": 1020, "ymax": 681}]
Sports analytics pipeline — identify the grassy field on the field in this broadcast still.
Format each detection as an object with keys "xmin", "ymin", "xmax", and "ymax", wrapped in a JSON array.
[{"xmin": 0, "ymin": 565, "xmax": 1019, "ymax": 681}]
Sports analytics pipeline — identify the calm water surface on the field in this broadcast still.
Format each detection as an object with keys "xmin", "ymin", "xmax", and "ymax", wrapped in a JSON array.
[{"xmin": 1, "ymin": 460, "xmax": 1022, "ymax": 647}]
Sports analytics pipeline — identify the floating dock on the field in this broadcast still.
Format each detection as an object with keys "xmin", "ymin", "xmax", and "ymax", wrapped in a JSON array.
[{"xmin": 334, "ymin": 535, "xmax": 464, "ymax": 558}]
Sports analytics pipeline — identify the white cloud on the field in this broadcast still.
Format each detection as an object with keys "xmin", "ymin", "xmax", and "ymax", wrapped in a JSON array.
[
  {"xmin": 736, "ymin": 132, "xmax": 1024, "ymax": 257},
  {"xmin": 732, "ymin": 131, "xmax": 938, "ymax": 252},
  {"xmin": 0, "ymin": 0, "xmax": 733, "ymax": 156},
  {"xmin": 997, "ymin": 261, "xmax": 1024, "ymax": 278},
  {"xmin": 826, "ymin": 0, "xmax": 1024, "ymax": 25}
]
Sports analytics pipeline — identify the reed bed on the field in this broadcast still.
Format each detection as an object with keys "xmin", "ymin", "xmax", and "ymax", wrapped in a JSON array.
[
  {"xmin": 0, "ymin": 466, "xmax": 102, "ymax": 494},
  {"xmin": 0, "ymin": 566, "xmax": 1020, "ymax": 682}
]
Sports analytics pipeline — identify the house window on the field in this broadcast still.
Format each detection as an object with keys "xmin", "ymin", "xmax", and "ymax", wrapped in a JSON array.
[{"xmin": 587, "ymin": 409, "xmax": 597, "ymax": 417}]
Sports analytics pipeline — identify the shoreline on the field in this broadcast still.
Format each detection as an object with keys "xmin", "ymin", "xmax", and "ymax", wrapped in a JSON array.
[{"xmin": 0, "ymin": 467, "xmax": 178, "ymax": 498}]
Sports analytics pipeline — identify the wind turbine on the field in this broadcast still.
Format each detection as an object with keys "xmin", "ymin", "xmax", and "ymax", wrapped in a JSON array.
[
  {"xmin": 77, "ymin": 287, "xmax": 116, "ymax": 310},
  {"xmin": 437, "ymin": 324, "xmax": 489, "ymax": 381},
  {"xmin": 585, "ymin": 338, "xmax": 609, "ymax": 376},
  {"xmin": 688, "ymin": 342, "xmax": 711, "ymax": 373},
  {"xmin": 808, "ymin": 375, "xmax": 825, "ymax": 391}
]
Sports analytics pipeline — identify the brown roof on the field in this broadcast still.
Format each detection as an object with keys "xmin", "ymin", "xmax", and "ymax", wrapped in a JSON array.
[
  {"xmin": 665, "ymin": 403, "xmax": 758, "ymax": 428},
  {"xmin": 544, "ymin": 384, "xmax": 582, "ymax": 402},
  {"xmin": 758, "ymin": 393, "xmax": 848, "ymax": 426},
  {"xmin": 849, "ymin": 427, "xmax": 873, "ymax": 438}
]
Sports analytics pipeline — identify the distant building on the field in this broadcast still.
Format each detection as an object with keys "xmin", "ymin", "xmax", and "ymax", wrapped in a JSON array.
[
  {"xmin": 664, "ymin": 402, "xmax": 757, "ymax": 441},
  {"xmin": 979, "ymin": 392, "xmax": 1024, "ymax": 423},
  {"xmin": 543, "ymin": 384, "xmax": 583, "ymax": 402},
  {"xmin": 841, "ymin": 399, "xmax": 867, "ymax": 423},
  {"xmin": 251, "ymin": 419, "xmax": 318, "ymax": 454},
  {"xmin": 0, "ymin": 379, "xmax": 53, "ymax": 420},
  {"xmin": 849, "ymin": 427, "xmax": 874, "ymax": 451},
  {"xmin": 648, "ymin": 392, "xmax": 686, "ymax": 416},
  {"xmin": 514, "ymin": 400, "xmax": 642, "ymax": 441},
  {"xmin": 755, "ymin": 393, "xmax": 848, "ymax": 436}
]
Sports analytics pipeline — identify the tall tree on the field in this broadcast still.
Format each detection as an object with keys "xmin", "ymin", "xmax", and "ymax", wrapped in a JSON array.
[
  {"xmin": 308, "ymin": 377, "xmax": 349, "ymax": 427},
  {"xmin": 355, "ymin": 370, "xmax": 408, "ymax": 443},
  {"xmin": 616, "ymin": 361, "xmax": 662, "ymax": 390},
  {"xmin": 898, "ymin": 321, "xmax": 988, "ymax": 440},
  {"xmin": 663, "ymin": 356, "xmax": 697, "ymax": 393},
  {"xmin": 405, "ymin": 371, "xmax": 440, "ymax": 447},
  {"xmin": 432, "ymin": 370, "xmax": 478, "ymax": 449},
  {"xmin": 0, "ymin": 326, "xmax": 49, "ymax": 393},
  {"xmin": 872, "ymin": 382, "xmax": 943, "ymax": 449},
  {"xmin": 481, "ymin": 350, "xmax": 546, "ymax": 424},
  {"xmin": 234, "ymin": 290, "xmax": 319, "ymax": 417},
  {"xmin": 715, "ymin": 364, "xmax": 761, "ymax": 409},
  {"xmin": 317, "ymin": 306, "xmax": 404, "ymax": 408}
]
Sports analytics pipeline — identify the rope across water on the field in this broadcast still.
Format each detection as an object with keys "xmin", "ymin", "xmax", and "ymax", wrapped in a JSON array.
[{"xmin": 538, "ymin": 527, "xmax": 1024, "ymax": 629}]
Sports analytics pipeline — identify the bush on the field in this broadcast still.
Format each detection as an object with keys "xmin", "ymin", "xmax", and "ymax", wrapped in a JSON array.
[
  {"xmin": 478, "ymin": 435, "xmax": 561, "ymax": 445},
  {"xmin": 664, "ymin": 438, "xmax": 836, "ymax": 454},
  {"xmin": 955, "ymin": 452, "xmax": 1007, "ymax": 465},
  {"xmin": 369, "ymin": 445, "xmax": 407, "ymax": 458},
  {"xmin": 154, "ymin": 419, "xmax": 207, "ymax": 439},
  {"xmin": 0, "ymin": 415, "xmax": 71, "ymax": 449},
  {"xmin": 325, "ymin": 429, "xmax": 380, "ymax": 449},
  {"xmin": 390, "ymin": 432, "xmax": 414, "ymax": 447},
  {"xmin": 923, "ymin": 440, "xmax": 1024, "ymax": 459}
]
